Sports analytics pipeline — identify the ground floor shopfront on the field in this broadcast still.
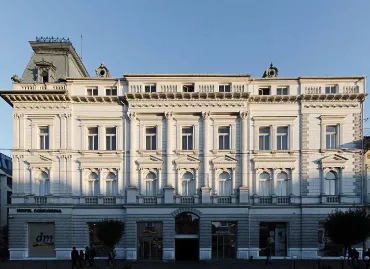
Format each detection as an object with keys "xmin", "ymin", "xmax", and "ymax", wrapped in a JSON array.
[{"xmin": 7, "ymin": 206, "xmax": 356, "ymax": 260}]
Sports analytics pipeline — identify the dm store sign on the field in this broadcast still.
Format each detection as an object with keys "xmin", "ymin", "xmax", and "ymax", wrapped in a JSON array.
[{"xmin": 28, "ymin": 223, "xmax": 56, "ymax": 257}]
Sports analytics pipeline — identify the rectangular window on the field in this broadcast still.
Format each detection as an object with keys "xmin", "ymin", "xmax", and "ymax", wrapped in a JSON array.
[
  {"xmin": 276, "ymin": 87, "xmax": 288, "ymax": 95},
  {"xmin": 326, "ymin": 126, "xmax": 337, "ymax": 149},
  {"xmin": 39, "ymin": 127, "xmax": 49, "ymax": 149},
  {"xmin": 182, "ymin": 127, "xmax": 194, "ymax": 150},
  {"xmin": 212, "ymin": 222, "xmax": 237, "ymax": 260},
  {"xmin": 87, "ymin": 88, "xmax": 98, "ymax": 96},
  {"xmin": 105, "ymin": 88, "xmax": 117, "ymax": 96},
  {"xmin": 183, "ymin": 84, "xmax": 194, "ymax": 92},
  {"xmin": 259, "ymin": 127, "xmax": 270, "ymax": 150},
  {"xmin": 218, "ymin": 126, "xmax": 231, "ymax": 150},
  {"xmin": 325, "ymin": 86, "xmax": 337, "ymax": 94},
  {"xmin": 106, "ymin": 127, "xmax": 117, "ymax": 150},
  {"xmin": 145, "ymin": 181, "xmax": 156, "ymax": 196},
  {"xmin": 258, "ymin": 88, "xmax": 270, "ymax": 95},
  {"xmin": 277, "ymin": 127, "xmax": 288, "ymax": 150},
  {"xmin": 219, "ymin": 84, "xmax": 231, "ymax": 92},
  {"xmin": 88, "ymin": 127, "xmax": 99, "ymax": 150},
  {"xmin": 145, "ymin": 127, "xmax": 157, "ymax": 150},
  {"xmin": 145, "ymin": 85, "xmax": 156, "ymax": 93}
]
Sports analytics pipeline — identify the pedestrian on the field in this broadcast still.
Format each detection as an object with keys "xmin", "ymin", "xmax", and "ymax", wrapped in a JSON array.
[
  {"xmin": 108, "ymin": 246, "xmax": 116, "ymax": 267},
  {"xmin": 84, "ymin": 246, "xmax": 90, "ymax": 267},
  {"xmin": 79, "ymin": 250, "xmax": 84, "ymax": 268},
  {"xmin": 348, "ymin": 247, "xmax": 353, "ymax": 265},
  {"xmin": 353, "ymin": 248, "xmax": 359, "ymax": 265},
  {"xmin": 71, "ymin": 247, "xmax": 79, "ymax": 269},
  {"xmin": 89, "ymin": 246, "xmax": 96, "ymax": 267},
  {"xmin": 264, "ymin": 247, "xmax": 272, "ymax": 267}
]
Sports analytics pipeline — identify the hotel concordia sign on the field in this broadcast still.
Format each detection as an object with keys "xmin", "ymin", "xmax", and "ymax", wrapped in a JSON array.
[{"xmin": 17, "ymin": 209, "xmax": 62, "ymax": 213}]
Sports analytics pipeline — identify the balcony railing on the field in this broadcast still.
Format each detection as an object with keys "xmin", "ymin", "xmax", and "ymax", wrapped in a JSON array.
[
  {"xmin": 34, "ymin": 196, "xmax": 47, "ymax": 204},
  {"xmin": 276, "ymin": 196, "xmax": 290, "ymax": 204},
  {"xmin": 180, "ymin": 196, "xmax": 194, "ymax": 204},
  {"xmin": 260, "ymin": 197, "xmax": 272, "ymax": 204},
  {"xmin": 217, "ymin": 196, "xmax": 232, "ymax": 204},
  {"xmin": 14, "ymin": 83, "xmax": 67, "ymax": 91},
  {"xmin": 326, "ymin": 195, "xmax": 339, "ymax": 204},
  {"xmin": 85, "ymin": 197, "xmax": 98, "ymax": 205},
  {"xmin": 143, "ymin": 197, "xmax": 157, "ymax": 204},
  {"xmin": 103, "ymin": 197, "xmax": 116, "ymax": 205}
]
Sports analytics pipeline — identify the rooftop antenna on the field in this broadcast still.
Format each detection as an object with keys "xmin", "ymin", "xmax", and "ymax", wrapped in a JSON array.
[{"xmin": 80, "ymin": 34, "xmax": 83, "ymax": 60}]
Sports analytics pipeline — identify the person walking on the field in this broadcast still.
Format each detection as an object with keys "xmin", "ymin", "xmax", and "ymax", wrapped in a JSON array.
[
  {"xmin": 84, "ymin": 246, "xmax": 90, "ymax": 267},
  {"xmin": 79, "ymin": 250, "xmax": 85, "ymax": 268},
  {"xmin": 264, "ymin": 247, "xmax": 272, "ymax": 268},
  {"xmin": 71, "ymin": 247, "xmax": 79, "ymax": 269},
  {"xmin": 90, "ymin": 246, "xmax": 96, "ymax": 267}
]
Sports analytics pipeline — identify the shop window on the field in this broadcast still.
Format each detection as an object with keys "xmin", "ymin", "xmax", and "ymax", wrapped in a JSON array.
[
  {"xmin": 137, "ymin": 222, "xmax": 163, "ymax": 260},
  {"xmin": 211, "ymin": 222, "xmax": 237, "ymax": 259},
  {"xmin": 175, "ymin": 212, "xmax": 199, "ymax": 234},
  {"xmin": 259, "ymin": 222, "xmax": 287, "ymax": 257},
  {"xmin": 88, "ymin": 223, "xmax": 109, "ymax": 257},
  {"xmin": 28, "ymin": 223, "xmax": 56, "ymax": 257}
]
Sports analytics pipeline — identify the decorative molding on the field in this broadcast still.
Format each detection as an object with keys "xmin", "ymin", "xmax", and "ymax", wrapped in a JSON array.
[
  {"xmin": 239, "ymin": 111, "xmax": 248, "ymax": 119},
  {"xmin": 201, "ymin": 111, "xmax": 211, "ymax": 119},
  {"xmin": 130, "ymin": 102, "xmax": 246, "ymax": 108},
  {"xmin": 127, "ymin": 111, "xmax": 137, "ymax": 121},
  {"xmin": 304, "ymin": 103, "xmax": 359, "ymax": 108},
  {"xmin": 165, "ymin": 111, "xmax": 173, "ymax": 120}
]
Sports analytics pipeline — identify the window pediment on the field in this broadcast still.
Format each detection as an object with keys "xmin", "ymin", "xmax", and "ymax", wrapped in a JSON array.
[
  {"xmin": 211, "ymin": 155, "xmax": 237, "ymax": 169},
  {"xmin": 320, "ymin": 154, "xmax": 348, "ymax": 168},
  {"xmin": 174, "ymin": 155, "xmax": 200, "ymax": 169},
  {"xmin": 136, "ymin": 155, "xmax": 164, "ymax": 169},
  {"xmin": 26, "ymin": 155, "xmax": 53, "ymax": 169}
]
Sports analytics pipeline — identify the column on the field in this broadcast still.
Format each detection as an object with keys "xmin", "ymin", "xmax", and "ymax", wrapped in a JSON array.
[
  {"xmin": 240, "ymin": 112, "xmax": 248, "ymax": 187},
  {"xmin": 270, "ymin": 125, "xmax": 275, "ymax": 150},
  {"xmin": 157, "ymin": 168, "xmax": 162, "ymax": 195},
  {"xmin": 165, "ymin": 112, "xmax": 174, "ymax": 188},
  {"xmin": 12, "ymin": 113, "xmax": 19, "ymax": 149},
  {"xmin": 231, "ymin": 168, "xmax": 236, "ymax": 194},
  {"xmin": 99, "ymin": 169, "xmax": 104, "ymax": 196},
  {"xmin": 202, "ymin": 112, "xmax": 210, "ymax": 187},
  {"xmin": 117, "ymin": 168, "xmax": 123, "ymax": 195},
  {"xmin": 128, "ymin": 112, "xmax": 137, "ymax": 188},
  {"xmin": 66, "ymin": 114, "xmax": 72, "ymax": 149}
]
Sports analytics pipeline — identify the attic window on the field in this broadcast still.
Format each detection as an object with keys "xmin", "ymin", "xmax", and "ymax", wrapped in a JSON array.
[
  {"xmin": 41, "ymin": 70, "xmax": 49, "ymax": 83},
  {"xmin": 183, "ymin": 84, "xmax": 194, "ymax": 92},
  {"xmin": 258, "ymin": 87, "xmax": 270, "ymax": 95}
]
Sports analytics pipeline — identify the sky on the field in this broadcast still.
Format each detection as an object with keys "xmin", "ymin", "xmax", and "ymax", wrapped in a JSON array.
[{"xmin": 0, "ymin": 0, "xmax": 369, "ymax": 155}]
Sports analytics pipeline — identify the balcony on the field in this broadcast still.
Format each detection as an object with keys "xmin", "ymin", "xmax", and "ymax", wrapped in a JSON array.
[
  {"xmin": 180, "ymin": 196, "xmax": 194, "ymax": 204},
  {"xmin": 103, "ymin": 197, "xmax": 116, "ymax": 205},
  {"xmin": 14, "ymin": 83, "xmax": 67, "ymax": 91},
  {"xmin": 34, "ymin": 196, "xmax": 47, "ymax": 204},
  {"xmin": 217, "ymin": 196, "xmax": 232, "ymax": 204},
  {"xmin": 326, "ymin": 195, "xmax": 339, "ymax": 204},
  {"xmin": 259, "ymin": 197, "xmax": 272, "ymax": 204},
  {"xmin": 85, "ymin": 197, "xmax": 98, "ymax": 205},
  {"xmin": 276, "ymin": 196, "xmax": 290, "ymax": 204},
  {"xmin": 143, "ymin": 197, "xmax": 157, "ymax": 204}
]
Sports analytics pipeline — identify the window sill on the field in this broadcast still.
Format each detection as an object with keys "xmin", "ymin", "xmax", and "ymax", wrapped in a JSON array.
[
  {"xmin": 253, "ymin": 150, "xmax": 295, "ymax": 154},
  {"xmin": 174, "ymin": 150, "xmax": 199, "ymax": 155},
  {"xmin": 320, "ymin": 149, "xmax": 343, "ymax": 153},
  {"xmin": 211, "ymin": 149, "xmax": 236, "ymax": 154},
  {"xmin": 138, "ymin": 150, "xmax": 162, "ymax": 156}
]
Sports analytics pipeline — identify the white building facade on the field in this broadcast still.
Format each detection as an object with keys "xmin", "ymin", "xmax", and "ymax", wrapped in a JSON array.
[{"xmin": 0, "ymin": 38, "xmax": 366, "ymax": 260}]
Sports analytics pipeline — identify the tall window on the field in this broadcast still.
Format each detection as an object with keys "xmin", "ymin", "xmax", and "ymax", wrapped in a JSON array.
[
  {"xmin": 106, "ymin": 88, "xmax": 117, "ymax": 96},
  {"xmin": 258, "ymin": 172, "xmax": 271, "ymax": 196},
  {"xmin": 39, "ymin": 172, "xmax": 50, "ymax": 196},
  {"xmin": 39, "ymin": 127, "xmax": 49, "ymax": 149},
  {"xmin": 88, "ymin": 127, "xmax": 99, "ymax": 150},
  {"xmin": 325, "ymin": 171, "xmax": 337, "ymax": 195},
  {"xmin": 41, "ymin": 70, "xmax": 49, "ymax": 83},
  {"xmin": 87, "ymin": 88, "xmax": 98, "ymax": 96},
  {"xmin": 326, "ymin": 126, "xmax": 337, "ymax": 149},
  {"xmin": 145, "ymin": 127, "xmax": 157, "ymax": 150},
  {"xmin": 106, "ymin": 127, "xmax": 117, "ymax": 150},
  {"xmin": 259, "ymin": 127, "xmax": 270, "ymax": 150},
  {"xmin": 106, "ymin": 172, "xmax": 117, "ymax": 196},
  {"xmin": 181, "ymin": 172, "xmax": 195, "ymax": 196},
  {"xmin": 325, "ymin": 86, "xmax": 336, "ymax": 94},
  {"xmin": 145, "ymin": 85, "xmax": 156, "ymax": 93},
  {"xmin": 218, "ymin": 172, "xmax": 232, "ymax": 196},
  {"xmin": 182, "ymin": 127, "xmax": 194, "ymax": 150},
  {"xmin": 277, "ymin": 127, "xmax": 288, "ymax": 150},
  {"xmin": 145, "ymin": 172, "xmax": 156, "ymax": 196},
  {"xmin": 87, "ymin": 172, "xmax": 99, "ymax": 196},
  {"xmin": 219, "ymin": 84, "xmax": 231, "ymax": 92},
  {"xmin": 276, "ymin": 172, "xmax": 288, "ymax": 196},
  {"xmin": 218, "ymin": 126, "xmax": 230, "ymax": 150},
  {"xmin": 277, "ymin": 87, "xmax": 288, "ymax": 95}
]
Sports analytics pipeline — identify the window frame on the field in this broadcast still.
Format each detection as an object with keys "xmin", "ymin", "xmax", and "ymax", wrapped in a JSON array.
[
  {"xmin": 258, "ymin": 126, "xmax": 271, "ymax": 150},
  {"xmin": 181, "ymin": 172, "xmax": 195, "ymax": 196},
  {"xmin": 144, "ymin": 84, "xmax": 157, "ymax": 93},
  {"xmin": 105, "ymin": 127, "xmax": 117, "ymax": 150},
  {"xmin": 218, "ymin": 126, "xmax": 231, "ymax": 150},
  {"xmin": 183, "ymin": 84, "xmax": 195, "ymax": 92},
  {"xmin": 325, "ymin": 125, "xmax": 338, "ymax": 149},
  {"xmin": 144, "ymin": 172, "xmax": 157, "ymax": 196},
  {"xmin": 258, "ymin": 87, "xmax": 270, "ymax": 95},
  {"xmin": 87, "ymin": 127, "xmax": 99, "ymax": 150},
  {"xmin": 105, "ymin": 88, "xmax": 117, "ymax": 96},
  {"xmin": 324, "ymin": 170, "xmax": 338, "ymax": 196},
  {"xmin": 276, "ymin": 126, "xmax": 289, "ymax": 150},
  {"xmin": 145, "ymin": 126, "xmax": 157, "ymax": 151},
  {"xmin": 39, "ymin": 126, "xmax": 50, "ymax": 150},
  {"xmin": 218, "ymin": 172, "xmax": 232, "ymax": 196},
  {"xmin": 219, "ymin": 84, "xmax": 231, "ymax": 93},
  {"xmin": 325, "ymin": 85, "xmax": 337, "ymax": 94},
  {"xmin": 257, "ymin": 172, "xmax": 271, "ymax": 197},
  {"xmin": 181, "ymin": 126, "xmax": 194, "ymax": 150},
  {"xmin": 276, "ymin": 87, "xmax": 289, "ymax": 95},
  {"xmin": 87, "ymin": 88, "xmax": 99, "ymax": 96}
]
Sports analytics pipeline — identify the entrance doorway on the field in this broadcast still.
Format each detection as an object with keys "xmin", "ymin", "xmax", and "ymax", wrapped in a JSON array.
[
  {"xmin": 175, "ymin": 239, "xmax": 199, "ymax": 261},
  {"xmin": 175, "ymin": 212, "xmax": 200, "ymax": 261}
]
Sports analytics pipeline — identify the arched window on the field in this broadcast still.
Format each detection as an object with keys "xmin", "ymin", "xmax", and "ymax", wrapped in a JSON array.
[
  {"xmin": 325, "ymin": 171, "xmax": 337, "ymax": 195},
  {"xmin": 87, "ymin": 172, "xmax": 99, "ymax": 196},
  {"xmin": 276, "ymin": 172, "xmax": 288, "ymax": 196},
  {"xmin": 175, "ymin": 212, "xmax": 199, "ymax": 234},
  {"xmin": 106, "ymin": 172, "xmax": 117, "ymax": 196},
  {"xmin": 39, "ymin": 171, "xmax": 50, "ymax": 196},
  {"xmin": 181, "ymin": 172, "xmax": 195, "ymax": 196},
  {"xmin": 218, "ymin": 172, "xmax": 231, "ymax": 196},
  {"xmin": 145, "ymin": 172, "xmax": 156, "ymax": 196},
  {"xmin": 258, "ymin": 172, "xmax": 271, "ymax": 197}
]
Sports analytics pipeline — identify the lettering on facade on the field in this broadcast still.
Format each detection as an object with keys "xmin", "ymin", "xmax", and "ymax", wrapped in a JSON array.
[
  {"xmin": 17, "ymin": 209, "xmax": 62, "ymax": 213},
  {"xmin": 33, "ymin": 232, "xmax": 54, "ymax": 247}
]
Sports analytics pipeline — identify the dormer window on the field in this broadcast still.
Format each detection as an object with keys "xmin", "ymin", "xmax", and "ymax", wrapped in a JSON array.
[
  {"xmin": 258, "ymin": 87, "xmax": 270, "ymax": 95},
  {"xmin": 41, "ymin": 70, "xmax": 49, "ymax": 83},
  {"xmin": 325, "ymin": 86, "xmax": 337, "ymax": 94},
  {"xmin": 183, "ymin": 84, "xmax": 194, "ymax": 92},
  {"xmin": 219, "ymin": 84, "xmax": 231, "ymax": 92},
  {"xmin": 145, "ymin": 85, "xmax": 156, "ymax": 93},
  {"xmin": 35, "ymin": 60, "xmax": 56, "ymax": 83}
]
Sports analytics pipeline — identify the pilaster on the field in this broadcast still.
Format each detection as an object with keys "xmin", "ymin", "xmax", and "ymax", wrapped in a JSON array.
[
  {"xmin": 240, "ymin": 111, "xmax": 248, "ymax": 187},
  {"xmin": 165, "ymin": 112, "xmax": 174, "ymax": 188},
  {"xmin": 128, "ymin": 112, "xmax": 137, "ymax": 188},
  {"xmin": 202, "ymin": 111, "xmax": 210, "ymax": 188}
]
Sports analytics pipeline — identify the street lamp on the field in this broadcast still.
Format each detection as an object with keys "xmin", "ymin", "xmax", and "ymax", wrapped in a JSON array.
[
  {"xmin": 340, "ymin": 256, "xmax": 345, "ymax": 269},
  {"xmin": 293, "ymin": 255, "xmax": 297, "ymax": 269}
]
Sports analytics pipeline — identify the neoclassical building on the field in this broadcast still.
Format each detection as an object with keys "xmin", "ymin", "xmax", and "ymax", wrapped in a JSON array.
[{"xmin": 0, "ymin": 37, "xmax": 366, "ymax": 260}]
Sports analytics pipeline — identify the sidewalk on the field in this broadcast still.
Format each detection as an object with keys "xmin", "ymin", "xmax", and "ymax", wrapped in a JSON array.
[{"xmin": 0, "ymin": 259, "xmax": 364, "ymax": 269}]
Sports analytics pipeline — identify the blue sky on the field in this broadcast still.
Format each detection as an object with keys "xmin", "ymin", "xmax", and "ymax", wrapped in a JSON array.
[{"xmin": 0, "ymin": 0, "xmax": 369, "ymax": 155}]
